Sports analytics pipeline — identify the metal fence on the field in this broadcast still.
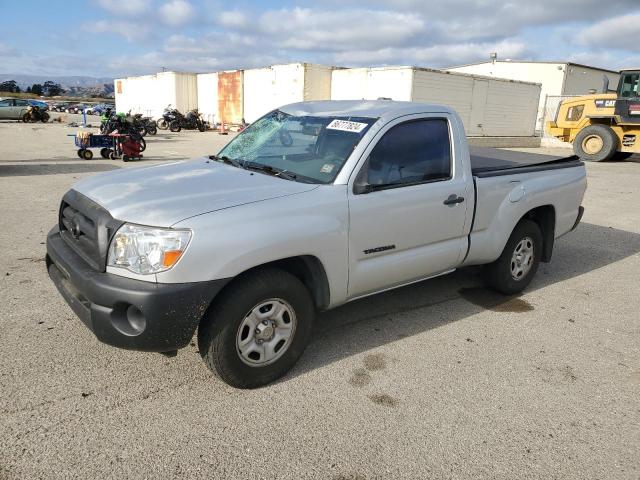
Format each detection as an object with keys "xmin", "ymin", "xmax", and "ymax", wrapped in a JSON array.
[{"xmin": 540, "ymin": 95, "xmax": 581, "ymax": 147}]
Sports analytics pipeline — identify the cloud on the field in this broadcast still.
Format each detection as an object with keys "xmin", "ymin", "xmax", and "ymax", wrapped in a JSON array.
[
  {"xmin": 332, "ymin": 39, "xmax": 529, "ymax": 67},
  {"xmin": 217, "ymin": 10, "xmax": 249, "ymax": 28},
  {"xmin": 97, "ymin": 0, "xmax": 151, "ymax": 16},
  {"xmin": 159, "ymin": 0, "xmax": 195, "ymax": 26},
  {"xmin": 259, "ymin": 8, "xmax": 425, "ymax": 51},
  {"xmin": 579, "ymin": 13, "xmax": 640, "ymax": 52},
  {"xmin": 89, "ymin": 20, "xmax": 151, "ymax": 41},
  {"xmin": 0, "ymin": 42, "xmax": 19, "ymax": 57}
]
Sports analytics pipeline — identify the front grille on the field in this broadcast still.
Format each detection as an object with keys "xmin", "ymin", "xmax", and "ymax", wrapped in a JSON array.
[{"xmin": 58, "ymin": 190, "xmax": 123, "ymax": 271}]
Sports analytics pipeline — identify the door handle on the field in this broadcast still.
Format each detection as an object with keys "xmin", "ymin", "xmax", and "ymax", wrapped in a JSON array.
[{"xmin": 443, "ymin": 194, "xmax": 465, "ymax": 205}]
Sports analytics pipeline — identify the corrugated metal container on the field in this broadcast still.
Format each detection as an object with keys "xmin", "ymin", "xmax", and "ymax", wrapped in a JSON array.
[
  {"xmin": 331, "ymin": 66, "xmax": 540, "ymax": 136},
  {"xmin": 218, "ymin": 70, "xmax": 243, "ymax": 125},
  {"xmin": 114, "ymin": 71, "xmax": 198, "ymax": 119},
  {"xmin": 243, "ymin": 63, "xmax": 333, "ymax": 122},
  {"xmin": 197, "ymin": 73, "xmax": 219, "ymax": 124}
]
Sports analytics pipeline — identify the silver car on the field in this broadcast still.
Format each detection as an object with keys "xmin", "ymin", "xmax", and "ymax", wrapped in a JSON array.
[{"xmin": 0, "ymin": 98, "xmax": 30, "ymax": 121}]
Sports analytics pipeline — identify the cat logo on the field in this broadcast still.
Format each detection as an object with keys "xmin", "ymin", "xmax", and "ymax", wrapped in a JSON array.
[{"xmin": 594, "ymin": 99, "xmax": 615, "ymax": 108}]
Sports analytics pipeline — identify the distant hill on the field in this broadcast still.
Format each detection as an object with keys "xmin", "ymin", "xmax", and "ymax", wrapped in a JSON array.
[{"xmin": 0, "ymin": 74, "xmax": 114, "ymax": 97}]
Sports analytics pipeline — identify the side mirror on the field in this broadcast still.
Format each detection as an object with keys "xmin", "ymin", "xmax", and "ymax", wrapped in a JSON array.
[
  {"xmin": 353, "ymin": 158, "xmax": 372, "ymax": 194},
  {"xmin": 353, "ymin": 182, "xmax": 372, "ymax": 195}
]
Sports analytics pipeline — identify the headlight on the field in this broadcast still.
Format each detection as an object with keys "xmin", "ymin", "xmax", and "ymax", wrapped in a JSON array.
[{"xmin": 107, "ymin": 224, "xmax": 192, "ymax": 275}]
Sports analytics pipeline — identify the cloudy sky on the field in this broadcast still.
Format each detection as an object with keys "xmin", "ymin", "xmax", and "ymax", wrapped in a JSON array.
[{"xmin": 1, "ymin": 0, "xmax": 638, "ymax": 77}]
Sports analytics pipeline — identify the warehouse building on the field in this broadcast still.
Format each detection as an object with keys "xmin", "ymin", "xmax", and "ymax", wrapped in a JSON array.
[
  {"xmin": 114, "ymin": 71, "xmax": 198, "ymax": 119},
  {"xmin": 331, "ymin": 66, "xmax": 541, "ymax": 137},
  {"xmin": 447, "ymin": 60, "xmax": 620, "ymax": 130}
]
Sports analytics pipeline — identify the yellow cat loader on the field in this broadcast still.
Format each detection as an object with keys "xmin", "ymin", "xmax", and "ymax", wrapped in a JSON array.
[{"xmin": 546, "ymin": 69, "xmax": 640, "ymax": 161}]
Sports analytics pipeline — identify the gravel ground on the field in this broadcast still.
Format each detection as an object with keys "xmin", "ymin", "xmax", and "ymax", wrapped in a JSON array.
[{"xmin": 0, "ymin": 118, "xmax": 639, "ymax": 479}]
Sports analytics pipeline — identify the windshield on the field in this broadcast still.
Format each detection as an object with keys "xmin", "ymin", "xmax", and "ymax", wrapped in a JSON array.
[{"xmin": 217, "ymin": 110, "xmax": 377, "ymax": 184}]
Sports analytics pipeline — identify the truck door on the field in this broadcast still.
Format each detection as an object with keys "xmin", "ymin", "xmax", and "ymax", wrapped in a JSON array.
[
  {"xmin": 615, "ymin": 71, "xmax": 640, "ymax": 123},
  {"xmin": 347, "ymin": 114, "xmax": 472, "ymax": 298}
]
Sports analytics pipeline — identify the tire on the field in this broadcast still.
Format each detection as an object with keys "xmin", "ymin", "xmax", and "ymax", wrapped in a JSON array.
[
  {"xmin": 22, "ymin": 113, "xmax": 30, "ymax": 123},
  {"xmin": 157, "ymin": 118, "xmax": 168, "ymax": 130},
  {"xmin": 198, "ymin": 268, "xmax": 315, "ymax": 388},
  {"xmin": 573, "ymin": 125, "xmax": 618, "ymax": 162},
  {"xmin": 109, "ymin": 151, "xmax": 117, "ymax": 160},
  {"xmin": 135, "ymin": 136, "xmax": 146, "ymax": 152},
  {"xmin": 484, "ymin": 219, "xmax": 542, "ymax": 295},
  {"xmin": 100, "ymin": 148, "xmax": 109, "ymax": 158},
  {"xmin": 81, "ymin": 149, "xmax": 93, "ymax": 160},
  {"xmin": 122, "ymin": 155, "xmax": 130, "ymax": 162},
  {"xmin": 145, "ymin": 124, "xmax": 157, "ymax": 135},
  {"xmin": 41, "ymin": 113, "xmax": 50, "ymax": 123},
  {"xmin": 77, "ymin": 149, "xmax": 84, "ymax": 158},
  {"xmin": 169, "ymin": 121, "xmax": 181, "ymax": 132},
  {"xmin": 197, "ymin": 121, "xmax": 205, "ymax": 132}
]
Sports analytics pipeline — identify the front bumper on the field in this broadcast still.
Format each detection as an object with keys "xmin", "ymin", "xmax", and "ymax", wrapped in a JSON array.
[{"xmin": 46, "ymin": 227, "xmax": 228, "ymax": 352}]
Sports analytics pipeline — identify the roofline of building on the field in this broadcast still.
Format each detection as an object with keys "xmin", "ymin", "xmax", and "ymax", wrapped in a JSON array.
[
  {"xmin": 446, "ymin": 60, "xmax": 619, "ymax": 74},
  {"xmin": 333, "ymin": 65, "xmax": 541, "ymax": 86}
]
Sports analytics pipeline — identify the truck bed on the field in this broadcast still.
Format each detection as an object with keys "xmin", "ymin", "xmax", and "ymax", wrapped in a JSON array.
[{"xmin": 470, "ymin": 147, "xmax": 583, "ymax": 178}]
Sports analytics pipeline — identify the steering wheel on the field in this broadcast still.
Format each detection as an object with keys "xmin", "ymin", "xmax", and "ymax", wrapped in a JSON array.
[{"xmin": 279, "ymin": 129, "xmax": 293, "ymax": 147}]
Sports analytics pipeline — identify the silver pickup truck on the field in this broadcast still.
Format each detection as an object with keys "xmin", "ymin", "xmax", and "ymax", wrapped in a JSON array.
[{"xmin": 46, "ymin": 101, "xmax": 587, "ymax": 388}]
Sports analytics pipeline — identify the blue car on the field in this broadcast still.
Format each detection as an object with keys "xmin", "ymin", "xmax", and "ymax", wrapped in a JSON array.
[{"xmin": 28, "ymin": 99, "xmax": 49, "ymax": 111}]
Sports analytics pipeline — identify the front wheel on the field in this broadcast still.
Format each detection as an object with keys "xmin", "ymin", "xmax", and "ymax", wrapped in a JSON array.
[
  {"xmin": 41, "ymin": 112, "xmax": 50, "ymax": 123},
  {"xmin": 157, "ymin": 118, "xmax": 168, "ymax": 130},
  {"xmin": 573, "ymin": 125, "xmax": 618, "ymax": 162},
  {"xmin": 197, "ymin": 121, "xmax": 205, "ymax": 132},
  {"xmin": 198, "ymin": 268, "xmax": 315, "ymax": 388},
  {"xmin": 145, "ymin": 124, "xmax": 157, "ymax": 135},
  {"xmin": 484, "ymin": 219, "xmax": 542, "ymax": 295},
  {"xmin": 169, "ymin": 121, "xmax": 181, "ymax": 132}
]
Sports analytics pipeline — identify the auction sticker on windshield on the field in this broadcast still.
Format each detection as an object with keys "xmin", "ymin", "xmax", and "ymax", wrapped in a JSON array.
[{"xmin": 326, "ymin": 119, "xmax": 368, "ymax": 133}]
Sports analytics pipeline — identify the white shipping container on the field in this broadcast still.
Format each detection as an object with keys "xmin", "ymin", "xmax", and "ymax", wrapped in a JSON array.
[
  {"xmin": 197, "ymin": 73, "xmax": 219, "ymax": 124},
  {"xmin": 331, "ymin": 66, "xmax": 541, "ymax": 137},
  {"xmin": 243, "ymin": 63, "xmax": 333, "ymax": 122},
  {"xmin": 114, "ymin": 71, "xmax": 198, "ymax": 119}
]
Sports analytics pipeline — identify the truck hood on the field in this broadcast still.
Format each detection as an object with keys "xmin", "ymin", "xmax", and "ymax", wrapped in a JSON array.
[{"xmin": 72, "ymin": 158, "xmax": 318, "ymax": 226}]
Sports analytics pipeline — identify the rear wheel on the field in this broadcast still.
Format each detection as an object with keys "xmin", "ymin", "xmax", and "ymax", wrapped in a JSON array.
[
  {"xmin": 169, "ymin": 121, "xmax": 181, "ymax": 132},
  {"xmin": 81, "ymin": 149, "xmax": 93, "ymax": 160},
  {"xmin": 484, "ymin": 219, "xmax": 542, "ymax": 295},
  {"xmin": 77, "ymin": 149, "xmax": 84, "ymax": 158},
  {"xmin": 41, "ymin": 112, "xmax": 50, "ymax": 123},
  {"xmin": 197, "ymin": 121, "xmax": 205, "ymax": 132},
  {"xmin": 22, "ymin": 113, "xmax": 30, "ymax": 123},
  {"xmin": 145, "ymin": 124, "xmax": 157, "ymax": 135},
  {"xmin": 573, "ymin": 124, "xmax": 618, "ymax": 162},
  {"xmin": 100, "ymin": 148, "xmax": 109, "ymax": 158},
  {"xmin": 157, "ymin": 118, "xmax": 168, "ymax": 130},
  {"xmin": 198, "ymin": 268, "xmax": 315, "ymax": 388}
]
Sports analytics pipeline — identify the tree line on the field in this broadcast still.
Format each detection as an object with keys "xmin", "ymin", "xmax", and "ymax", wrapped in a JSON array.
[{"xmin": 0, "ymin": 80, "xmax": 65, "ymax": 96}]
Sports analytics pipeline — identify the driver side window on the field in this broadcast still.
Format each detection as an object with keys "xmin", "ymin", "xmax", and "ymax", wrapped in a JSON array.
[{"xmin": 364, "ymin": 118, "xmax": 451, "ymax": 189}]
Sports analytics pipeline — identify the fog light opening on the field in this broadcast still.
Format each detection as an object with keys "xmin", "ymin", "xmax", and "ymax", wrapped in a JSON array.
[{"xmin": 111, "ymin": 303, "xmax": 147, "ymax": 336}]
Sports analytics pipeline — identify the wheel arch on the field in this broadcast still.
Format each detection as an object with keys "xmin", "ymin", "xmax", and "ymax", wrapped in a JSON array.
[
  {"xmin": 204, "ymin": 255, "xmax": 331, "ymax": 314},
  {"xmin": 522, "ymin": 205, "xmax": 556, "ymax": 263}
]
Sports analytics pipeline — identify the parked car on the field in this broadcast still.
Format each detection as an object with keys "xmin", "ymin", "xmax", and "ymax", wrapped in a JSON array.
[
  {"xmin": 0, "ymin": 97, "xmax": 30, "ymax": 120},
  {"xmin": 66, "ymin": 104, "xmax": 86, "ymax": 114},
  {"xmin": 85, "ymin": 104, "xmax": 108, "ymax": 115},
  {"xmin": 49, "ymin": 102, "xmax": 68, "ymax": 112},
  {"xmin": 46, "ymin": 100, "xmax": 587, "ymax": 388}
]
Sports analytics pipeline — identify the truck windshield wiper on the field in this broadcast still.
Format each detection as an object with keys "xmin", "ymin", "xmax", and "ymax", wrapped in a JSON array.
[
  {"xmin": 244, "ymin": 162, "xmax": 298, "ymax": 181},
  {"xmin": 208, "ymin": 155, "xmax": 243, "ymax": 168}
]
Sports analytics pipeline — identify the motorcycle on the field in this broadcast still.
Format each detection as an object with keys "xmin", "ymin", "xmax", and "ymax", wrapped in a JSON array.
[
  {"xmin": 156, "ymin": 105, "xmax": 180, "ymax": 130},
  {"xmin": 129, "ymin": 113, "xmax": 157, "ymax": 136},
  {"xmin": 100, "ymin": 112, "xmax": 147, "ymax": 152},
  {"xmin": 22, "ymin": 105, "xmax": 50, "ymax": 123},
  {"xmin": 169, "ymin": 108, "xmax": 206, "ymax": 132}
]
